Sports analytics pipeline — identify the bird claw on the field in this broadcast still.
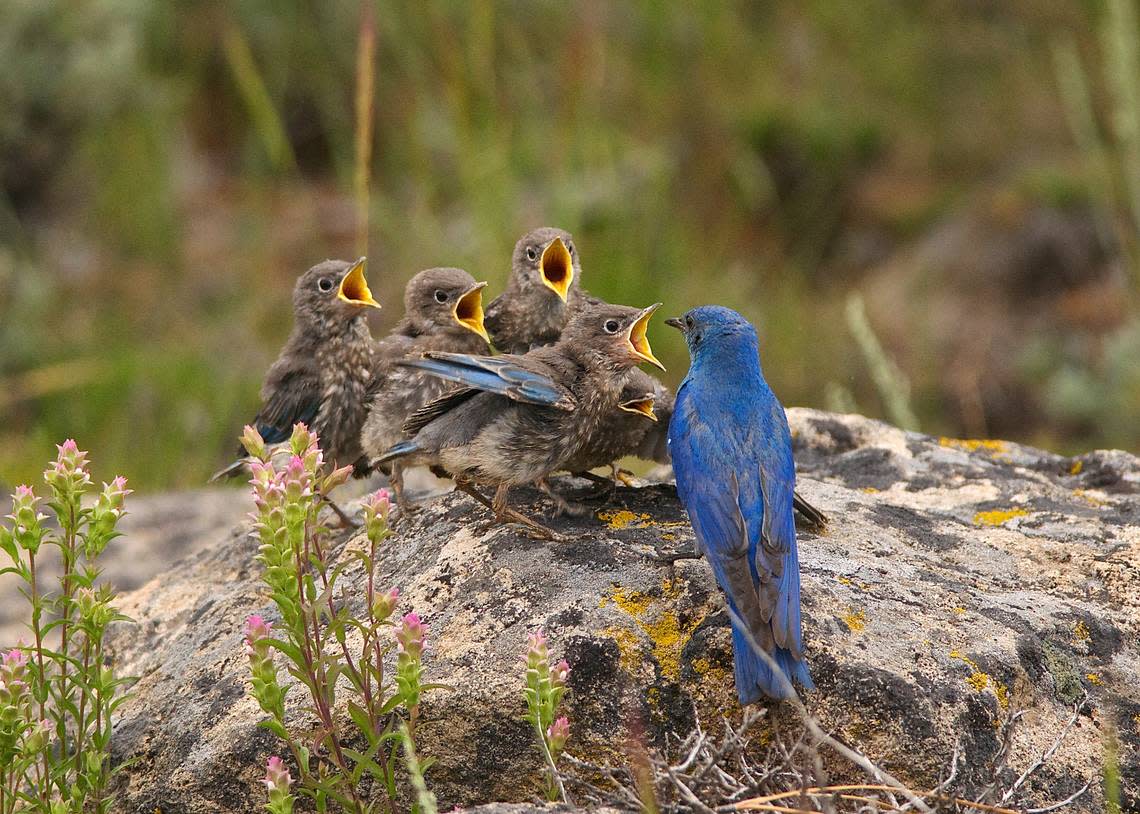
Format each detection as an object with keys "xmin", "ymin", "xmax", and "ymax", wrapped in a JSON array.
[
  {"xmin": 646, "ymin": 547, "xmax": 702, "ymax": 566},
  {"xmin": 614, "ymin": 468, "xmax": 637, "ymax": 487}
]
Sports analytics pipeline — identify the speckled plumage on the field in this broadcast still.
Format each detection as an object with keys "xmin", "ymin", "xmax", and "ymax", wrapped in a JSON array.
[
  {"xmin": 221, "ymin": 259, "xmax": 379, "ymax": 476},
  {"xmin": 379, "ymin": 302, "xmax": 663, "ymax": 535},
  {"xmin": 360, "ymin": 267, "xmax": 490, "ymax": 507},
  {"xmin": 484, "ymin": 227, "xmax": 590, "ymax": 354}
]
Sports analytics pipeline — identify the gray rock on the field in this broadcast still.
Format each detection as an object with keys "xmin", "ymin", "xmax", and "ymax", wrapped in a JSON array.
[{"xmin": 104, "ymin": 409, "xmax": 1137, "ymax": 811}]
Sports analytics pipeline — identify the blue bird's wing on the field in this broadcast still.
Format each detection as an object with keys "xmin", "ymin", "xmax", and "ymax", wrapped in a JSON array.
[
  {"xmin": 669, "ymin": 380, "xmax": 810, "ymax": 701},
  {"xmin": 398, "ymin": 351, "xmax": 575, "ymax": 410}
]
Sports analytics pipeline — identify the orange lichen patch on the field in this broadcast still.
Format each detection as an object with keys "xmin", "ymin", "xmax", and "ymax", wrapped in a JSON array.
[
  {"xmin": 1070, "ymin": 460, "xmax": 1084, "ymax": 475},
  {"xmin": 950, "ymin": 650, "xmax": 1009, "ymax": 709},
  {"xmin": 843, "ymin": 609, "xmax": 866, "ymax": 633},
  {"xmin": 1086, "ymin": 673, "xmax": 1103, "ymax": 686},
  {"xmin": 598, "ymin": 509, "xmax": 654, "ymax": 529},
  {"xmin": 1073, "ymin": 621, "xmax": 1091, "ymax": 644},
  {"xmin": 602, "ymin": 578, "xmax": 705, "ymax": 681},
  {"xmin": 939, "ymin": 437, "xmax": 1008, "ymax": 454},
  {"xmin": 973, "ymin": 508, "xmax": 1028, "ymax": 527}
]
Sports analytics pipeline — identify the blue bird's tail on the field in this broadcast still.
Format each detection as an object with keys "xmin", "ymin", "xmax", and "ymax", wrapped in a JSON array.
[
  {"xmin": 728, "ymin": 604, "xmax": 813, "ymax": 705},
  {"xmin": 375, "ymin": 439, "xmax": 420, "ymax": 465}
]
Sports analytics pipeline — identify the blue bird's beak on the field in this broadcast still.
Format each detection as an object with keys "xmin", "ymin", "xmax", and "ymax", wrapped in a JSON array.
[
  {"xmin": 664, "ymin": 317, "xmax": 686, "ymax": 332},
  {"xmin": 540, "ymin": 238, "xmax": 573, "ymax": 302},
  {"xmin": 619, "ymin": 394, "xmax": 657, "ymax": 421},
  {"xmin": 337, "ymin": 257, "xmax": 381, "ymax": 309},
  {"xmin": 627, "ymin": 303, "xmax": 666, "ymax": 371}
]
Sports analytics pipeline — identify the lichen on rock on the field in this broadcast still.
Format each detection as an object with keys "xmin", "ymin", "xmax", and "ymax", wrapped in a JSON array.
[{"xmin": 104, "ymin": 408, "xmax": 1137, "ymax": 811}]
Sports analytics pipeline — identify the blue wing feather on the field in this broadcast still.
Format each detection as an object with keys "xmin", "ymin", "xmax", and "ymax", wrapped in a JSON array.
[{"xmin": 398, "ymin": 352, "xmax": 574, "ymax": 409}]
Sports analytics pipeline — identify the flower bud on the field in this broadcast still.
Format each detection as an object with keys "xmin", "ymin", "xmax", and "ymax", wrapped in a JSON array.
[
  {"xmin": 396, "ymin": 613, "xmax": 427, "ymax": 660},
  {"xmin": 241, "ymin": 425, "xmax": 268, "ymax": 460},
  {"xmin": 547, "ymin": 716, "xmax": 570, "ymax": 754},
  {"xmin": 372, "ymin": 588, "xmax": 399, "ymax": 623}
]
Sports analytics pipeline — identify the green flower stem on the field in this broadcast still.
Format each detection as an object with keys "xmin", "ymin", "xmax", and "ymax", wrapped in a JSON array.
[{"xmin": 26, "ymin": 549, "xmax": 51, "ymax": 804}]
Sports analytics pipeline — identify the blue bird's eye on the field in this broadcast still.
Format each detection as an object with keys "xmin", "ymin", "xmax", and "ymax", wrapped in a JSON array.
[{"xmin": 318, "ymin": 278, "xmax": 334, "ymax": 292}]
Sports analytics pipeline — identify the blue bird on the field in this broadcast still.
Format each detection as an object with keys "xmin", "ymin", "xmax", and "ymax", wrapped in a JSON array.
[{"xmin": 666, "ymin": 306, "xmax": 812, "ymax": 703}]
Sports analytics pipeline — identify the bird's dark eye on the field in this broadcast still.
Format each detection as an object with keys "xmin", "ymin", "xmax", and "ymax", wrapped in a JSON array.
[
  {"xmin": 433, "ymin": 290, "xmax": 448, "ymax": 303},
  {"xmin": 604, "ymin": 319, "xmax": 620, "ymax": 334},
  {"xmin": 318, "ymin": 278, "xmax": 334, "ymax": 292},
  {"xmin": 685, "ymin": 315, "xmax": 694, "ymax": 328},
  {"xmin": 526, "ymin": 246, "xmax": 538, "ymax": 262},
  {"xmin": 566, "ymin": 243, "xmax": 574, "ymax": 255}
]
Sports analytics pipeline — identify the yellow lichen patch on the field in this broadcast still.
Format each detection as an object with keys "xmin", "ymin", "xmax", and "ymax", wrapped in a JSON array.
[
  {"xmin": 1073, "ymin": 489, "xmax": 1108, "ymax": 507},
  {"xmin": 601, "ymin": 625, "xmax": 643, "ymax": 672},
  {"xmin": 953, "ymin": 607, "xmax": 967, "ymax": 615},
  {"xmin": 837, "ymin": 576, "xmax": 854, "ymax": 587},
  {"xmin": 597, "ymin": 509, "xmax": 654, "ymax": 529},
  {"xmin": 973, "ymin": 508, "xmax": 1028, "ymax": 527},
  {"xmin": 1086, "ymin": 673, "xmax": 1103, "ymax": 686},
  {"xmin": 1070, "ymin": 460, "xmax": 1084, "ymax": 475},
  {"xmin": 950, "ymin": 650, "xmax": 1009, "ymax": 710},
  {"xmin": 602, "ymin": 578, "xmax": 705, "ymax": 682},
  {"xmin": 843, "ymin": 609, "xmax": 866, "ymax": 633},
  {"xmin": 861, "ymin": 486, "xmax": 880, "ymax": 494},
  {"xmin": 939, "ymin": 437, "xmax": 1008, "ymax": 454},
  {"xmin": 1072, "ymin": 620, "xmax": 1091, "ymax": 644}
]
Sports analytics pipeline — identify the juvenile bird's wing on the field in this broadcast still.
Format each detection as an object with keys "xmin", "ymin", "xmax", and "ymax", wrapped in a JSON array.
[
  {"xmin": 251, "ymin": 361, "xmax": 321, "ymax": 445},
  {"xmin": 398, "ymin": 352, "xmax": 575, "ymax": 410},
  {"xmin": 402, "ymin": 386, "xmax": 480, "ymax": 435}
]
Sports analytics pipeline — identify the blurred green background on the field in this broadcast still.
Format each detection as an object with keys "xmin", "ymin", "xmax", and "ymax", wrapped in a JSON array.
[{"xmin": 3, "ymin": 0, "xmax": 1140, "ymax": 491}]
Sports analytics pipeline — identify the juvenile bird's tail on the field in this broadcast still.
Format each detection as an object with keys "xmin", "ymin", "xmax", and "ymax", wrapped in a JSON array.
[
  {"xmin": 726, "ymin": 599, "xmax": 813, "ymax": 704},
  {"xmin": 375, "ymin": 439, "xmax": 421, "ymax": 466},
  {"xmin": 209, "ymin": 458, "xmax": 251, "ymax": 483}
]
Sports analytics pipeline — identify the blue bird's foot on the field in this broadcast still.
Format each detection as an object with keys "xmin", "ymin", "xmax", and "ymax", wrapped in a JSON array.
[{"xmin": 646, "ymin": 546, "xmax": 702, "ymax": 566}]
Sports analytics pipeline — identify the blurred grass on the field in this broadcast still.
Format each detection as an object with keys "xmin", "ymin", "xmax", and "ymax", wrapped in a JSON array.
[{"xmin": 1, "ymin": 0, "xmax": 1139, "ymax": 489}]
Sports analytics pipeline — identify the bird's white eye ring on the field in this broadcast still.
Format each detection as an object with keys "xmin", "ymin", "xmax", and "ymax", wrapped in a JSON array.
[
  {"xmin": 318, "ymin": 278, "xmax": 334, "ymax": 292},
  {"xmin": 526, "ymin": 246, "xmax": 538, "ymax": 262},
  {"xmin": 604, "ymin": 319, "xmax": 620, "ymax": 334},
  {"xmin": 434, "ymin": 290, "xmax": 448, "ymax": 303}
]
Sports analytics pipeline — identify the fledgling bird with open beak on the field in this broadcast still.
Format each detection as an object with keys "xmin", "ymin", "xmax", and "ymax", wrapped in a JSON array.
[
  {"xmin": 212, "ymin": 258, "xmax": 381, "ymax": 510},
  {"xmin": 375, "ymin": 301, "xmax": 665, "ymax": 538},
  {"xmin": 484, "ymin": 227, "xmax": 585, "ymax": 354},
  {"xmin": 360, "ymin": 267, "xmax": 491, "ymax": 513}
]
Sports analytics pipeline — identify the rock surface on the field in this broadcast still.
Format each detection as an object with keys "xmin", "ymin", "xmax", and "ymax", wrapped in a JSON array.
[{"xmin": 104, "ymin": 409, "xmax": 1138, "ymax": 812}]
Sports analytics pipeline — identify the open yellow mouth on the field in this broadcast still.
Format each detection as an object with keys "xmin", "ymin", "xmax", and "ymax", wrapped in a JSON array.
[
  {"xmin": 337, "ymin": 257, "xmax": 381, "ymax": 309},
  {"xmin": 626, "ymin": 303, "xmax": 665, "ymax": 371},
  {"xmin": 452, "ymin": 282, "xmax": 490, "ymax": 343},
  {"xmin": 619, "ymin": 395, "xmax": 657, "ymax": 422},
  {"xmin": 540, "ymin": 238, "xmax": 573, "ymax": 302}
]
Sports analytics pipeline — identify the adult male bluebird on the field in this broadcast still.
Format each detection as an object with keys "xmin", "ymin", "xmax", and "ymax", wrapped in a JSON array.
[
  {"xmin": 376, "ymin": 301, "xmax": 665, "ymax": 538},
  {"xmin": 360, "ymin": 267, "xmax": 491, "ymax": 512},
  {"xmin": 666, "ymin": 305, "xmax": 812, "ymax": 703},
  {"xmin": 213, "ymin": 257, "xmax": 380, "ymax": 485},
  {"xmin": 484, "ymin": 227, "xmax": 586, "ymax": 354}
]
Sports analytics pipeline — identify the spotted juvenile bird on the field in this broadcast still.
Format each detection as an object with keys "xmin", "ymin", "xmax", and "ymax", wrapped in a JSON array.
[
  {"xmin": 485, "ymin": 228, "xmax": 828, "ymax": 526},
  {"xmin": 484, "ymin": 227, "xmax": 585, "ymax": 353},
  {"xmin": 667, "ymin": 305, "xmax": 812, "ymax": 703},
  {"xmin": 376, "ymin": 302, "xmax": 665, "ymax": 538},
  {"xmin": 213, "ymin": 257, "xmax": 381, "ymax": 489},
  {"xmin": 360, "ymin": 267, "xmax": 491, "ymax": 512}
]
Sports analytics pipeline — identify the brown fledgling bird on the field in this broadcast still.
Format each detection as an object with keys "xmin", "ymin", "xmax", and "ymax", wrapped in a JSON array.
[
  {"xmin": 212, "ymin": 258, "xmax": 381, "ymax": 499},
  {"xmin": 376, "ymin": 301, "xmax": 665, "ymax": 538},
  {"xmin": 484, "ymin": 227, "xmax": 587, "ymax": 354},
  {"xmin": 360, "ymin": 267, "xmax": 491, "ymax": 512},
  {"xmin": 484, "ymin": 227, "xmax": 829, "ymax": 527}
]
